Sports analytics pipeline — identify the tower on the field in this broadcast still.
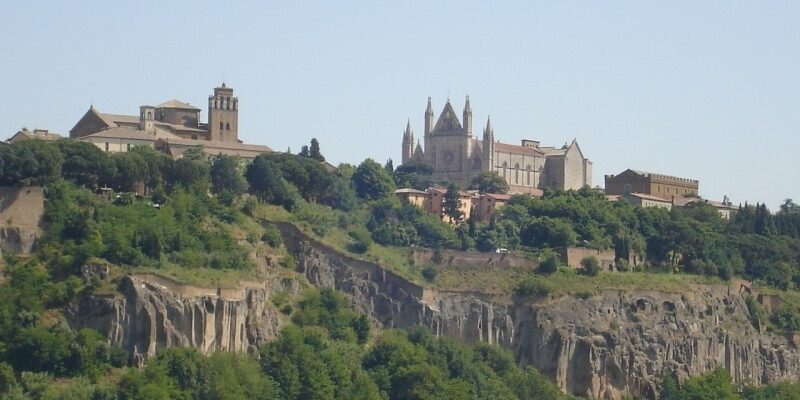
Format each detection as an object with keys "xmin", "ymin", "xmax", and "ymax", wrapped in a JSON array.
[
  {"xmin": 423, "ymin": 97, "xmax": 434, "ymax": 163},
  {"xmin": 208, "ymin": 83, "xmax": 238, "ymax": 142},
  {"xmin": 482, "ymin": 116, "xmax": 494, "ymax": 171},
  {"xmin": 463, "ymin": 96, "xmax": 472, "ymax": 137},
  {"xmin": 401, "ymin": 119, "xmax": 415, "ymax": 164},
  {"xmin": 139, "ymin": 105, "xmax": 155, "ymax": 132}
]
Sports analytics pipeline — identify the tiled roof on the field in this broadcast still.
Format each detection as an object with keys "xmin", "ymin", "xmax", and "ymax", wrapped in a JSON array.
[
  {"xmin": 96, "ymin": 112, "xmax": 140, "ymax": 127},
  {"xmin": 159, "ymin": 138, "xmax": 273, "ymax": 153},
  {"xmin": 80, "ymin": 127, "xmax": 179, "ymax": 140},
  {"xmin": 156, "ymin": 100, "xmax": 200, "ymax": 110},
  {"xmin": 625, "ymin": 192, "xmax": 672, "ymax": 203},
  {"xmin": 494, "ymin": 142, "xmax": 544, "ymax": 155}
]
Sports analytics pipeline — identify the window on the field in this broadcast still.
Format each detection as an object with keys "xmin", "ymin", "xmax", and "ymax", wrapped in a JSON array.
[
  {"xmin": 126, "ymin": 143, "xmax": 131, "ymax": 151},
  {"xmin": 146, "ymin": 111, "xmax": 152, "ymax": 119},
  {"xmin": 105, "ymin": 143, "xmax": 109, "ymax": 151},
  {"xmin": 226, "ymin": 122, "xmax": 230, "ymax": 130},
  {"xmin": 219, "ymin": 122, "xmax": 224, "ymax": 130},
  {"xmin": 514, "ymin": 163, "xmax": 520, "ymax": 184}
]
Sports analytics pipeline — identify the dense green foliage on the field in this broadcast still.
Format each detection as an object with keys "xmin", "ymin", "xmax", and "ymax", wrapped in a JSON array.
[{"xmin": 660, "ymin": 368, "xmax": 800, "ymax": 400}]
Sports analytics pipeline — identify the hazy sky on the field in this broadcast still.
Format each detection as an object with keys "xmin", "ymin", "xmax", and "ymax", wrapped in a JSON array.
[{"xmin": 1, "ymin": 1, "xmax": 797, "ymax": 208}]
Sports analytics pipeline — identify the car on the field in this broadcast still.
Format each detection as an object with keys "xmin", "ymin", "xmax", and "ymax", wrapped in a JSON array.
[{"xmin": 495, "ymin": 248, "xmax": 509, "ymax": 254}]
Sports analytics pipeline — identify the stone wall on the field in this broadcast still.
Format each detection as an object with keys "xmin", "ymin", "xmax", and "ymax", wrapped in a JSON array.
[
  {"xmin": 411, "ymin": 247, "xmax": 535, "ymax": 269},
  {"xmin": 558, "ymin": 247, "xmax": 617, "ymax": 270}
]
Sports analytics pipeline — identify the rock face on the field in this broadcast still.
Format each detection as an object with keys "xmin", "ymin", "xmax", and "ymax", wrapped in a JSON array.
[
  {"xmin": 68, "ymin": 275, "xmax": 291, "ymax": 365},
  {"xmin": 279, "ymin": 222, "xmax": 800, "ymax": 399},
  {"xmin": 71, "ymin": 223, "xmax": 800, "ymax": 398},
  {"xmin": 0, "ymin": 186, "xmax": 44, "ymax": 255}
]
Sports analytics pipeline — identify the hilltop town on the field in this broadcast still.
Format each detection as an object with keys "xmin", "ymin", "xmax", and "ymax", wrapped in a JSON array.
[
  {"xmin": 1, "ymin": 85, "xmax": 799, "ymax": 399},
  {"xmin": 6, "ymin": 85, "xmax": 736, "ymax": 220}
]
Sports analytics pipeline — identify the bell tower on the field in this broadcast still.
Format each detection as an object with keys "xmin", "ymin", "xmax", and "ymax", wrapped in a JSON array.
[{"xmin": 208, "ymin": 83, "xmax": 238, "ymax": 142}]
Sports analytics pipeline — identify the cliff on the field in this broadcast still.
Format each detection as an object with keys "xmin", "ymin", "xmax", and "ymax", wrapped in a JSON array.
[
  {"xmin": 68, "ymin": 274, "xmax": 295, "ymax": 365},
  {"xmin": 278, "ymin": 222, "xmax": 800, "ymax": 399},
  {"xmin": 0, "ymin": 186, "xmax": 44, "ymax": 254},
  {"xmin": 70, "ymin": 223, "xmax": 800, "ymax": 398}
]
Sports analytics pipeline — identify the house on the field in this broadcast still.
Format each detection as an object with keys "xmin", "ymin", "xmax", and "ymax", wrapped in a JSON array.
[
  {"xmin": 7, "ymin": 128, "xmax": 62, "ymax": 144},
  {"xmin": 622, "ymin": 192, "xmax": 673, "ymax": 210}
]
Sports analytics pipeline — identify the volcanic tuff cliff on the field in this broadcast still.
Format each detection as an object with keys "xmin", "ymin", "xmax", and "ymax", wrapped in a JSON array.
[{"xmin": 70, "ymin": 222, "xmax": 800, "ymax": 399}]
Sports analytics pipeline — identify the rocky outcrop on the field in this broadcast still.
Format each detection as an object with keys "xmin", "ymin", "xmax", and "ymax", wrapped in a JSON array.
[
  {"xmin": 68, "ymin": 275, "xmax": 294, "ymax": 364},
  {"xmin": 0, "ymin": 186, "xmax": 44, "ymax": 255},
  {"xmin": 279, "ymin": 222, "xmax": 800, "ymax": 399},
  {"xmin": 69, "ymin": 222, "xmax": 800, "ymax": 398}
]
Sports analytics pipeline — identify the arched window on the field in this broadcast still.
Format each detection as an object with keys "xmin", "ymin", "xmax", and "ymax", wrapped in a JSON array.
[
  {"xmin": 527, "ymin": 165, "xmax": 532, "ymax": 186},
  {"xmin": 514, "ymin": 163, "xmax": 520, "ymax": 184},
  {"xmin": 225, "ymin": 122, "xmax": 230, "ymax": 130},
  {"xmin": 502, "ymin": 161, "xmax": 508, "ymax": 178},
  {"xmin": 219, "ymin": 122, "xmax": 224, "ymax": 130},
  {"xmin": 146, "ymin": 111, "xmax": 152, "ymax": 119}
]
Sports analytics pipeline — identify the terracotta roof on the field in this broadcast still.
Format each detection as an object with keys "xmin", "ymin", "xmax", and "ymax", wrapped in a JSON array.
[
  {"xmin": 80, "ymin": 127, "xmax": 179, "ymax": 140},
  {"xmin": 8, "ymin": 129, "xmax": 62, "ymax": 143},
  {"xmin": 485, "ymin": 193, "xmax": 512, "ymax": 200},
  {"xmin": 96, "ymin": 112, "xmax": 140, "ymax": 127},
  {"xmin": 494, "ymin": 142, "xmax": 544, "ymax": 155},
  {"xmin": 156, "ymin": 100, "xmax": 200, "ymax": 110},
  {"xmin": 158, "ymin": 138, "xmax": 273, "ymax": 153},
  {"xmin": 625, "ymin": 192, "xmax": 672, "ymax": 203}
]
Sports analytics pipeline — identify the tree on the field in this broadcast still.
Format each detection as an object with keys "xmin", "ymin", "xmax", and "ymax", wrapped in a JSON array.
[
  {"xmin": 56, "ymin": 140, "xmax": 113, "ymax": 189},
  {"xmin": 210, "ymin": 155, "xmax": 247, "ymax": 196},
  {"xmin": 442, "ymin": 183, "xmax": 464, "ymax": 223},
  {"xmin": 469, "ymin": 171, "xmax": 509, "ymax": 194},
  {"xmin": 309, "ymin": 138, "xmax": 325, "ymax": 162},
  {"xmin": 384, "ymin": 159, "xmax": 394, "ymax": 173},
  {"xmin": 298, "ymin": 145, "xmax": 310, "ymax": 157},
  {"xmin": 352, "ymin": 159, "xmax": 395, "ymax": 201},
  {"xmin": 245, "ymin": 155, "xmax": 293, "ymax": 208}
]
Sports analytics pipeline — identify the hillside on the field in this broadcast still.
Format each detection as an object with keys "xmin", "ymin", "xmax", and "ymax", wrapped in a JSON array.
[{"xmin": 0, "ymin": 139, "xmax": 799, "ymax": 398}]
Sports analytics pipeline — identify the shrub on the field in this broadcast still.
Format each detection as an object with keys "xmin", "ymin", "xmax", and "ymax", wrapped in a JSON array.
[
  {"xmin": 579, "ymin": 256, "xmax": 600, "ymax": 276},
  {"xmin": 261, "ymin": 225, "xmax": 283, "ymax": 247},
  {"xmin": 421, "ymin": 266, "xmax": 438, "ymax": 282},
  {"xmin": 615, "ymin": 258, "xmax": 630, "ymax": 272},
  {"xmin": 536, "ymin": 255, "xmax": 559, "ymax": 275},
  {"xmin": 770, "ymin": 305, "xmax": 800, "ymax": 332},
  {"xmin": 280, "ymin": 254, "xmax": 296, "ymax": 270},
  {"xmin": 348, "ymin": 227, "xmax": 372, "ymax": 254},
  {"xmin": 513, "ymin": 278, "xmax": 553, "ymax": 298}
]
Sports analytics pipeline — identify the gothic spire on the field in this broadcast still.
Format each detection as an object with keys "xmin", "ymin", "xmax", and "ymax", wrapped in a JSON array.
[
  {"xmin": 463, "ymin": 95, "xmax": 472, "ymax": 136},
  {"xmin": 464, "ymin": 95, "xmax": 471, "ymax": 113},
  {"xmin": 484, "ymin": 116, "xmax": 493, "ymax": 136}
]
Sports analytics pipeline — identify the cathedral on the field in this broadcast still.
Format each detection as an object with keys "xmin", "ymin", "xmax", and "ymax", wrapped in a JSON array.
[{"xmin": 401, "ymin": 97, "xmax": 592, "ymax": 194}]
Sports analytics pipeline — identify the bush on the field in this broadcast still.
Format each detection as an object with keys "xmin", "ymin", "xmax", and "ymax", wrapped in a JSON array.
[
  {"xmin": 513, "ymin": 278, "xmax": 553, "ymax": 298},
  {"xmin": 770, "ymin": 305, "xmax": 800, "ymax": 332},
  {"xmin": 421, "ymin": 266, "xmax": 438, "ymax": 282},
  {"xmin": 348, "ymin": 227, "xmax": 372, "ymax": 254},
  {"xmin": 280, "ymin": 254, "xmax": 296, "ymax": 270},
  {"xmin": 536, "ymin": 255, "xmax": 559, "ymax": 275},
  {"xmin": 261, "ymin": 225, "xmax": 283, "ymax": 247},
  {"xmin": 579, "ymin": 256, "xmax": 600, "ymax": 276},
  {"xmin": 615, "ymin": 258, "xmax": 630, "ymax": 272}
]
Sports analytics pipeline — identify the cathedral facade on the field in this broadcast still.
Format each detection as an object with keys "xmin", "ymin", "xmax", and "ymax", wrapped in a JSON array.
[{"xmin": 401, "ymin": 97, "xmax": 592, "ymax": 194}]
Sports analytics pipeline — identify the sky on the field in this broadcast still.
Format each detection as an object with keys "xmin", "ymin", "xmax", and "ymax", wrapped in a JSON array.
[{"xmin": 0, "ymin": 1, "xmax": 798, "ymax": 208}]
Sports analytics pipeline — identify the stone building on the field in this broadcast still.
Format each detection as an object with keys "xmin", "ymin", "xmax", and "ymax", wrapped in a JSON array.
[
  {"xmin": 401, "ymin": 97, "xmax": 592, "ymax": 194},
  {"xmin": 7, "ymin": 128, "xmax": 62, "ymax": 144},
  {"xmin": 604, "ymin": 169, "xmax": 699, "ymax": 200},
  {"xmin": 69, "ymin": 84, "xmax": 271, "ymax": 159}
]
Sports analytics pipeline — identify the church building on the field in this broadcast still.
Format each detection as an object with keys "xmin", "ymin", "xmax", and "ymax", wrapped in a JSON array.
[
  {"xmin": 401, "ymin": 97, "xmax": 592, "ymax": 194},
  {"xmin": 69, "ymin": 84, "xmax": 272, "ymax": 160}
]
